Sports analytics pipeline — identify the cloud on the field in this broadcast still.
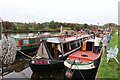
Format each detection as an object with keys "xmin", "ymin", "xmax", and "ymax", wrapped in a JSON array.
[{"xmin": 0, "ymin": 0, "xmax": 119, "ymax": 25}]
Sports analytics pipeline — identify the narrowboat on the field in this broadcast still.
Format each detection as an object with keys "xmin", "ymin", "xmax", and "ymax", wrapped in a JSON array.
[
  {"xmin": 64, "ymin": 38, "xmax": 102, "ymax": 80},
  {"xmin": 29, "ymin": 34, "xmax": 94, "ymax": 73},
  {"xmin": 12, "ymin": 33, "xmax": 51, "ymax": 53}
]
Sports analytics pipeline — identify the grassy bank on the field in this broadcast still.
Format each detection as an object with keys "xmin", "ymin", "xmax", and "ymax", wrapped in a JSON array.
[{"xmin": 97, "ymin": 31, "xmax": 119, "ymax": 79}]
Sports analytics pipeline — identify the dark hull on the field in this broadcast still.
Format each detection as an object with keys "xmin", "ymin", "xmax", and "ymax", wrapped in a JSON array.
[
  {"xmin": 65, "ymin": 66, "xmax": 99, "ymax": 80},
  {"xmin": 20, "ymin": 48, "xmax": 38, "ymax": 54},
  {"xmin": 65, "ymin": 54, "xmax": 102, "ymax": 80},
  {"xmin": 29, "ymin": 60, "xmax": 65, "ymax": 73},
  {"xmin": 29, "ymin": 53, "xmax": 72, "ymax": 73}
]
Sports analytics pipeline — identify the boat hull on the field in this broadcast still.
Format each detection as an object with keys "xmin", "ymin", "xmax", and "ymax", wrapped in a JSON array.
[
  {"xmin": 65, "ymin": 66, "xmax": 99, "ymax": 80},
  {"xmin": 29, "ymin": 60, "xmax": 65, "ymax": 73},
  {"xmin": 64, "ymin": 54, "xmax": 102, "ymax": 79}
]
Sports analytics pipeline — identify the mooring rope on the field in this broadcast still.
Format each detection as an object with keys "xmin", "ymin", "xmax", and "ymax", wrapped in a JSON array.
[
  {"xmin": 17, "ymin": 50, "xmax": 33, "ymax": 59},
  {"xmin": 75, "ymin": 65, "xmax": 86, "ymax": 80},
  {"xmin": 68, "ymin": 60, "xmax": 86, "ymax": 80}
]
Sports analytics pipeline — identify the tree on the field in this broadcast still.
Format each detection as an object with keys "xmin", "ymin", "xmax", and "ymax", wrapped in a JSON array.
[
  {"xmin": 49, "ymin": 20, "xmax": 56, "ymax": 29},
  {"xmin": 83, "ymin": 23, "xmax": 89, "ymax": 28},
  {"xmin": 103, "ymin": 23, "xmax": 118, "ymax": 30},
  {"xmin": 36, "ymin": 23, "xmax": 44, "ymax": 31},
  {"xmin": 2, "ymin": 21, "xmax": 15, "ymax": 32}
]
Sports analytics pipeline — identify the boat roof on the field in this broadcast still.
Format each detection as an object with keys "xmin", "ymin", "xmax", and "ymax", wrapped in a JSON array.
[
  {"xmin": 12, "ymin": 34, "xmax": 38, "ymax": 38},
  {"xmin": 46, "ymin": 34, "xmax": 94, "ymax": 43},
  {"xmin": 12, "ymin": 34, "xmax": 49, "ymax": 39},
  {"xmin": 68, "ymin": 51, "xmax": 101, "ymax": 62},
  {"xmin": 46, "ymin": 37, "xmax": 66, "ymax": 43}
]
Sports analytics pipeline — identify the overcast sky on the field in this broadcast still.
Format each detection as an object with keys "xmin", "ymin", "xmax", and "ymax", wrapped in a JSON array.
[{"xmin": 0, "ymin": 0, "xmax": 119, "ymax": 25}]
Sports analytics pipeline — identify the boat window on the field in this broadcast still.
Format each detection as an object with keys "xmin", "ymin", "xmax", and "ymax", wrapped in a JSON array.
[
  {"xmin": 29, "ymin": 38, "xmax": 35, "ymax": 44},
  {"xmin": 63, "ymin": 40, "xmax": 82, "ymax": 54},
  {"xmin": 78, "ymin": 40, "xmax": 81, "ymax": 47},
  {"xmin": 70, "ymin": 41, "xmax": 77, "ymax": 50},
  {"xmin": 63, "ymin": 43, "xmax": 70, "ymax": 53},
  {"xmin": 46, "ymin": 42, "xmax": 54, "ymax": 57},
  {"xmin": 23, "ymin": 39, "xmax": 29, "ymax": 44}
]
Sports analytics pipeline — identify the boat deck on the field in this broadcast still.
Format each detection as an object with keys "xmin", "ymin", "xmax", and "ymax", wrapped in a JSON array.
[{"xmin": 68, "ymin": 50, "xmax": 101, "ymax": 63}]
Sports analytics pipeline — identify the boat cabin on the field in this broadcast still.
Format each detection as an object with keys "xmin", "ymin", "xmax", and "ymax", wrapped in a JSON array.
[
  {"xmin": 35, "ymin": 34, "xmax": 94, "ymax": 60},
  {"xmin": 66, "ymin": 37, "xmax": 102, "ymax": 66}
]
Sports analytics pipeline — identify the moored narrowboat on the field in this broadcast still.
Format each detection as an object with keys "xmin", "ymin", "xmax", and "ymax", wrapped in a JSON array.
[
  {"xmin": 12, "ymin": 33, "xmax": 51, "ymax": 53},
  {"xmin": 29, "ymin": 34, "xmax": 94, "ymax": 73},
  {"xmin": 64, "ymin": 38, "xmax": 102, "ymax": 80}
]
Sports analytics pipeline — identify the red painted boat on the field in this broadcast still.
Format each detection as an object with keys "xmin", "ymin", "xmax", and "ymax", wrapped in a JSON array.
[{"xmin": 64, "ymin": 38, "xmax": 102, "ymax": 79}]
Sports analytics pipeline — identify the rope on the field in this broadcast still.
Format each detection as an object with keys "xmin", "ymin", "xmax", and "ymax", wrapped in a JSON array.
[
  {"xmin": 67, "ymin": 60, "xmax": 86, "ymax": 80},
  {"xmin": 17, "ymin": 50, "xmax": 65, "ymax": 63},
  {"xmin": 17, "ymin": 50, "xmax": 33, "ymax": 59},
  {"xmin": 75, "ymin": 65, "xmax": 86, "ymax": 80},
  {"xmin": 66, "ymin": 60, "xmax": 85, "ymax": 80}
]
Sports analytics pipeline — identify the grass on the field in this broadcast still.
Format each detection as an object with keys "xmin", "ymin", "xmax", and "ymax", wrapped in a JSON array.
[{"xmin": 97, "ymin": 31, "xmax": 120, "ymax": 79}]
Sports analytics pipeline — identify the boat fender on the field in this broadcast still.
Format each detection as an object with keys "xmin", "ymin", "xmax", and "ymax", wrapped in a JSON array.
[
  {"xmin": 65, "ymin": 69, "xmax": 74, "ymax": 78},
  {"xmin": 65, "ymin": 60, "xmax": 75, "ymax": 78}
]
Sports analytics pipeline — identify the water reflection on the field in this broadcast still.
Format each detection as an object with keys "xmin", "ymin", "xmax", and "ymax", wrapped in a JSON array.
[
  {"xmin": 4, "ymin": 66, "xmax": 66, "ymax": 80},
  {"xmin": 31, "ymin": 68, "xmax": 66, "ymax": 80}
]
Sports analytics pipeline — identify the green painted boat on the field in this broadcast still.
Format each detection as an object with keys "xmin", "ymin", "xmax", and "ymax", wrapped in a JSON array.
[{"xmin": 12, "ymin": 33, "xmax": 51, "ymax": 52}]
